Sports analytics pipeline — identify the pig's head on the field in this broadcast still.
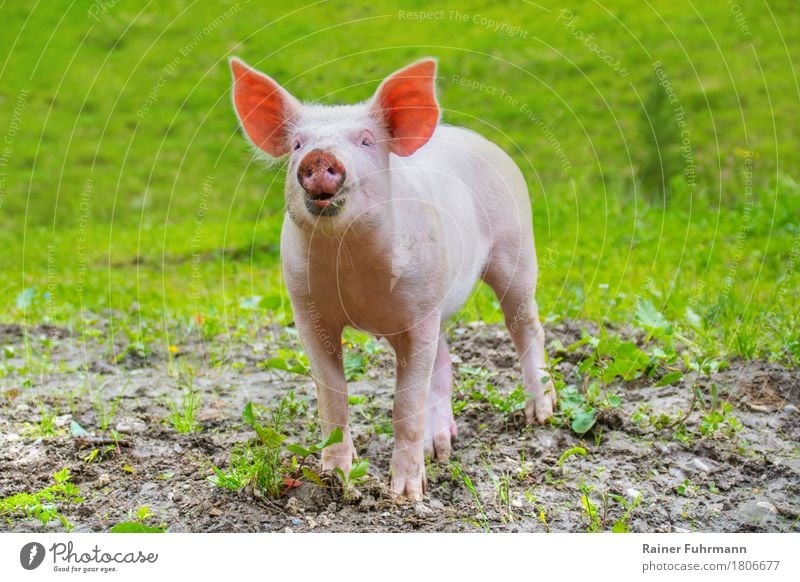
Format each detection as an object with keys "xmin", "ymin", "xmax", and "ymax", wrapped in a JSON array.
[{"xmin": 230, "ymin": 57, "xmax": 439, "ymax": 231}]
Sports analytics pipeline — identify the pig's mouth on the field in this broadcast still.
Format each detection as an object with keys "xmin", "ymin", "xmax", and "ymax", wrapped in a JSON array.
[{"xmin": 305, "ymin": 189, "xmax": 346, "ymax": 217}]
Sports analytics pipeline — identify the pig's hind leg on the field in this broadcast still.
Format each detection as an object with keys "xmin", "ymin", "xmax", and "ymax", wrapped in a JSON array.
[
  {"xmin": 424, "ymin": 335, "xmax": 458, "ymax": 461},
  {"xmin": 482, "ymin": 247, "xmax": 556, "ymax": 424}
]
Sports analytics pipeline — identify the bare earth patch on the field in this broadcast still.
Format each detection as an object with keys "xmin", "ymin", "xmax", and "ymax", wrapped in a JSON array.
[{"xmin": 0, "ymin": 321, "xmax": 798, "ymax": 533}]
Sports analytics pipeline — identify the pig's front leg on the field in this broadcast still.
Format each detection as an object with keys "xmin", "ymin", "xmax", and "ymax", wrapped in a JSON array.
[
  {"xmin": 388, "ymin": 316, "xmax": 440, "ymax": 500},
  {"xmin": 293, "ymin": 309, "xmax": 355, "ymax": 474}
]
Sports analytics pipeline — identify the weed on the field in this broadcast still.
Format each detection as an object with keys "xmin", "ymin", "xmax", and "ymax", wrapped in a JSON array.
[
  {"xmin": 609, "ymin": 493, "xmax": 642, "ymax": 533},
  {"xmin": 449, "ymin": 461, "xmax": 489, "ymax": 532},
  {"xmin": 25, "ymin": 404, "xmax": 58, "ymax": 437},
  {"xmin": 263, "ymin": 346, "xmax": 310, "ymax": 376},
  {"xmin": 210, "ymin": 399, "xmax": 345, "ymax": 499},
  {"xmin": 458, "ymin": 366, "xmax": 525, "ymax": 419},
  {"xmin": 488, "ymin": 470, "xmax": 514, "ymax": 523},
  {"xmin": 580, "ymin": 482, "xmax": 601, "ymax": 533},
  {"xmin": 332, "ymin": 459, "xmax": 370, "ymax": 496},
  {"xmin": 0, "ymin": 468, "xmax": 83, "ymax": 531},
  {"xmin": 111, "ymin": 506, "xmax": 166, "ymax": 533},
  {"xmin": 168, "ymin": 375, "xmax": 201, "ymax": 434},
  {"xmin": 557, "ymin": 446, "xmax": 587, "ymax": 469},
  {"xmin": 93, "ymin": 380, "xmax": 129, "ymax": 432}
]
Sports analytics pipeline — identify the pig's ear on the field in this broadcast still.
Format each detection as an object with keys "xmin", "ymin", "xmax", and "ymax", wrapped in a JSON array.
[
  {"xmin": 370, "ymin": 58, "xmax": 439, "ymax": 157},
  {"xmin": 230, "ymin": 57, "xmax": 301, "ymax": 157}
]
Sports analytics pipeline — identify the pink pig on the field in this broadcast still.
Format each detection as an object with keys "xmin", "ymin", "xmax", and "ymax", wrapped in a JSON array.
[{"xmin": 230, "ymin": 57, "xmax": 556, "ymax": 500}]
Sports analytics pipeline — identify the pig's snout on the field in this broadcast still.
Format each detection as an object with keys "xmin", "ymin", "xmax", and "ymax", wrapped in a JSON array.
[{"xmin": 297, "ymin": 149, "xmax": 346, "ymax": 202}]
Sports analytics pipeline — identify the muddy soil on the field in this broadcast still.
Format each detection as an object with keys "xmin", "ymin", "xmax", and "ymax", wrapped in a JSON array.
[{"xmin": 0, "ymin": 320, "xmax": 798, "ymax": 533}]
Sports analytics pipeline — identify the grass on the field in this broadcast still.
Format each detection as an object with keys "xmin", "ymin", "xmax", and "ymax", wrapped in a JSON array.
[{"xmin": 0, "ymin": 1, "xmax": 796, "ymax": 362}]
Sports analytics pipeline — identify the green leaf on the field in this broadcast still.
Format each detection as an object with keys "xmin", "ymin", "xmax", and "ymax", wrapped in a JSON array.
[
  {"xmin": 611, "ymin": 521, "xmax": 630, "ymax": 533},
  {"xmin": 319, "ymin": 426, "xmax": 344, "ymax": 449},
  {"xmin": 636, "ymin": 299, "xmax": 670, "ymax": 331},
  {"xmin": 264, "ymin": 357, "xmax": 310, "ymax": 375},
  {"xmin": 557, "ymin": 446, "xmax": 587, "ymax": 467},
  {"xmin": 571, "ymin": 409, "xmax": 597, "ymax": 435},
  {"xmin": 344, "ymin": 351, "xmax": 368, "ymax": 381},
  {"xmin": 53, "ymin": 468, "xmax": 71, "ymax": 484},
  {"xmin": 256, "ymin": 426, "xmax": 286, "ymax": 447},
  {"xmin": 135, "ymin": 506, "xmax": 152, "ymax": 521},
  {"xmin": 285, "ymin": 443, "xmax": 313, "ymax": 457},
  {"xmin": 300, "ymin": 467, "xmax": 325, "ymax": 487},
  {"xmin": 349, "ymin": 459, "xmax": 369, "ymax": 480},
  {"xmin": 241, "ymin": 402, "xmax": 257, "ymax": 428},
  {"xmin": 655, "ymin": 371, "xmax": 683, "ymax": 387},
  {"xmin": 110, "ymin": 521, "xmax": 165, "ymax": 533}
]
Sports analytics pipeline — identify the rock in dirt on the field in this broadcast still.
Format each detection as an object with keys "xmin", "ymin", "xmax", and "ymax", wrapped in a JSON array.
[
  {"xmin": 691, "ymin": 458, "xmax": 712, "ymax": 473},
  {"xmin": 737, "ymin": 500, "xmax": 779, "ymax": 528},
  {"xmin": 115, "ymin": 419, "xmax": 146, "ymax": 434}
]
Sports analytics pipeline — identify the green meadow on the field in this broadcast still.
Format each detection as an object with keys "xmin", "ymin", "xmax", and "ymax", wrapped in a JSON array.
[{"xmin": 0, "ymin": 0, "xmax": 797, "ymax": 362}]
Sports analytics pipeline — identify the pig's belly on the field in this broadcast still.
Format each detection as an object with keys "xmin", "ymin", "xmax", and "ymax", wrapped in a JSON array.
[{"xmin": 438, "ymin": 222, "xmax": 490, "ymax": 318}]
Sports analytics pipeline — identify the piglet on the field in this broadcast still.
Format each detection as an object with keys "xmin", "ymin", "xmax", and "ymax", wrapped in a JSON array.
[{"xmin": 230, "ymin": 57, "xmax": 556, "ymax": 500}]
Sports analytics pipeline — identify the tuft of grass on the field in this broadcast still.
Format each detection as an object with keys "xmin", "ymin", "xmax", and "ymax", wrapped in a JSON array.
[
  {"xmin": 449, "ymin": 460, "xmax": 489, "ymax": 532},
  {"xmin": 25, "ymin": 404, "xmax": 58, "ymax": 437},
  {"xmin": 167, "ymin": 376, "xmax": 202, "ymax": 434}
]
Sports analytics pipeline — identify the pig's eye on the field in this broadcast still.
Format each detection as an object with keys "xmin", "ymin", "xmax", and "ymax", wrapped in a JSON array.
[
  {"xmin": 291, "ymin": 138, "xmax": 302, "ymax": 151},
  {"xmin": 359, "ymin": 131, "xmax": 374, "ymax": 148}
]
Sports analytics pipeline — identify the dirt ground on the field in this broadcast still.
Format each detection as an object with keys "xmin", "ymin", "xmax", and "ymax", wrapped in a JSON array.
[{"xmin": 0, "ymin": 320, "xmax": 798, "ymax": 533}]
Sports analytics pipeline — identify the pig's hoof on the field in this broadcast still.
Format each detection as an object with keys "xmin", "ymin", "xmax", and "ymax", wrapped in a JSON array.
[
  {"xmin": 390, "ymin": 450, "xmax": 426, "ymax": 501},
  {"xmin": 525, "ymin": 381, "xmax": 557, "ymax": 425},
  {"xmin": 424, "ymin": 411, "xmax": 458, "ymax": 461}
]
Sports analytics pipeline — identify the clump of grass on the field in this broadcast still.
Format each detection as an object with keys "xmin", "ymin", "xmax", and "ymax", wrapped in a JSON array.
[
  {"xmin": 0, "ymin": 468, "xmax": 83, "ymax": 531},
  {"xmin": 448, "ymin": 460, "xmax": 488, "ymax": 531},
  {"xmin": 93, "ymin": 380, "xmax": 129, "ymax": 432},
  {"xmin": 25, "ymin": 404, "xmax": 58, "ymax": 437},
  {"xmin": 168, "ymin": 376, "xmax": 201, "ymax": 434},
  {"xmin": 209, "ymin": 397, "xmax": 353, "ymax": 499}
]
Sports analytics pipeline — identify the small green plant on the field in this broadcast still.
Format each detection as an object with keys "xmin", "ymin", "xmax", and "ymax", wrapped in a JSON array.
[
  {"xmin": 610, "ymin": 493, "xmax": 642, "ymax": 533},
  {"xmin": 0, "ymin": 468, "xmax": 83, "ymax": 531},
  {"xmin": 94, "ymin": 381, "xmax": 129, "ymax": 432},
  {"xmin": 488, "ymin": 470, "xmax": 514, "ymax": 523},
  {"xmin": 457, "ymin": 366, "xmax": 525, "ymax": 419},
  {"xmin": 449, "ymin": 461, "xmax": 488, "ymax": 531},
  {"xmin": 26, "ymin": 404, "xmax": 58, "ymax": 437},
  {"xmin": 333, "ymin": 459, "xmax": 370, "ymax": 495},
  {"xmin": 111, "ymin": 505, "xmax": 166, "ymax": 533},
  {"xmin": 210, "ymin": 399, "xmax": 346, "ymax": 499},
  {"xmin": 557, "ymin": 446, "xmax": 587, "ymax": 469},
  {"xmin": 168, "ymin": 379, "xmax": 201, "ymax": 434},
  {"xmin": 699, "ymin": 402, "xmax": 741, "ymax": 437},
  {"xmin": 263, "ymin": 347, "xmax": 311, "ymax": 375},
  {"xmin": 676, "ymin": 478, "xmax": 694, "ymax": 497},
  {"xmin": 579, "ymin": 482, "xmax": 602, "ymax": 533}
]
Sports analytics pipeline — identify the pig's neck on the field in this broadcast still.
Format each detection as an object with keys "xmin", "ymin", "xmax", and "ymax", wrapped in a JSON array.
[{"xmin": 300, "ymin": 194, "xmax": 411, "ymax": 268}]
